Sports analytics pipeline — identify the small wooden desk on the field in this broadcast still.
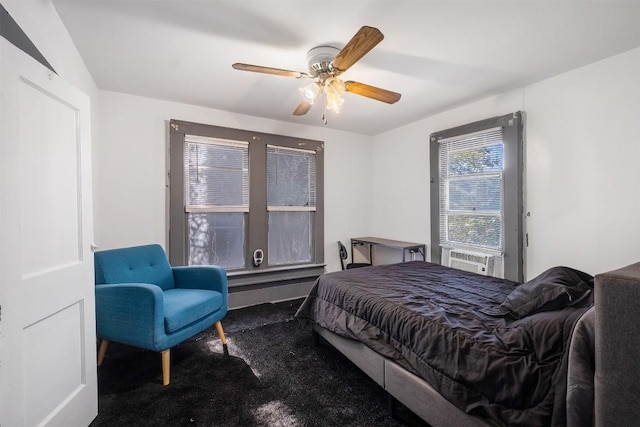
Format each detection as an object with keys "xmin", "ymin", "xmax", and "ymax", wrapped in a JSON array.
[{"xmin": 350, "ymin": 237, "xmax": 426, "ymax": 265}]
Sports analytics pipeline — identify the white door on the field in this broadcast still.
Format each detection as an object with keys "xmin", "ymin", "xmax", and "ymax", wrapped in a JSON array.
[{"xmin": 0, "ymin": 38, "xmax": 97, "ymax": 426}]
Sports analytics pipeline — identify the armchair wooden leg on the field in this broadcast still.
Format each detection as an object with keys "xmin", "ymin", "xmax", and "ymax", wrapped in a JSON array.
[
  {"xmin": 215, "ymin": 321, "xmax": 229, "ymax": 356},
  {"xmin": 161, "ymin": 349, "xmax": 170, "ymax": 386},
  {"xmin": 97, "ymin": 339, "xmax": 109, "ymax": 366}
]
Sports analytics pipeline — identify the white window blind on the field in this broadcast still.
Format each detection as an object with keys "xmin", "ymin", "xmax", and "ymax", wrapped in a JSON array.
[
  {"xmin": 266, "ymin": 145, "xmax": 316, "ymax": 211},
  {"xmin": 439, "ymin": 127, "xmax": 504, "ymax": 252},
  {"xmin": 184, "ymin": 135, "xmax": 249, "ymax": 212}
]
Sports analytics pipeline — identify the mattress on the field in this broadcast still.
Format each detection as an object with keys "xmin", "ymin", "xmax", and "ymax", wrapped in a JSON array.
[{"xmin": 295, "ymin": 261, "xmax": 592, "ymax": 426}]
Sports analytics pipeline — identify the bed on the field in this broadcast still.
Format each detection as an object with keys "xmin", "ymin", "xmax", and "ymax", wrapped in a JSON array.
[{"xmin": 295, "ymin": 260, "xmax": 640, "ymax": 426}]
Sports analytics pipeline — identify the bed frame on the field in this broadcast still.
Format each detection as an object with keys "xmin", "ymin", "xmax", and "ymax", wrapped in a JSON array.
[
  {"xmin": 311, "ymin": 261, "xmax": 640, "ymax": 427},
  {"xmin": 312, "ymin": 324, "xmax": 491, "ymax": 426}
]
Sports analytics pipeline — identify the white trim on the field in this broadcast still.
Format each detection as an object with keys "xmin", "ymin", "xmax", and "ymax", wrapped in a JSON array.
[
  {"xmin": 267, "ymin": 206, "xmax": 316, "ymax": 212},
  {"xmin": 185, "ymin": 206, "xmax": 249, "ymax": 213},
  {"xmin": 185, "ymin": 134, "xmax": 249, "ymax": 148},
  {"xmin": 267, "ymin": 144, "xmax": 316, "ymax": 155}
]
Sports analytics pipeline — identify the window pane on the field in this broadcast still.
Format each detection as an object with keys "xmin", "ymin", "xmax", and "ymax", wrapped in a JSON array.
[
  {"xmin": 440, "ymin": 132, "xmax": 505, "ymax": 252},
  {"xmin": 448, "ymin": 176, "xmax": 502, "ymax": 211},
  {"xmin": 268, "ymin": 211, "xmax": 311, "ymax": 264},
  {"xmin": 186, "ymin": 142, "xmax": 249, "ymax": 208},
  {"xmin": 448, "ymin": 143, "xmax": 503, "ymax": 175},
  {"xmin": 447, "ymin": 214, "xmax": 502, "ymax": 249},
  {"xmin": 188, "ymin": 212, "xmax": 245, "ymax": 268},
  {"xmin": 267, "ymin": 148, "xmax": 316, "ymax": 207}
]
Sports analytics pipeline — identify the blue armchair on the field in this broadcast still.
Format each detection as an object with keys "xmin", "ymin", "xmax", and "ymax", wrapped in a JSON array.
[{"xmin": 94, "ymin": 244, "xmax": 228, "ymax": 385}]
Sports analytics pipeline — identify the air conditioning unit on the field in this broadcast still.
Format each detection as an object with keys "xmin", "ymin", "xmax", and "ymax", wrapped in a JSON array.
[{"xmin": 447, "ymin": 249, "xmax": 494, "ymax": 276}]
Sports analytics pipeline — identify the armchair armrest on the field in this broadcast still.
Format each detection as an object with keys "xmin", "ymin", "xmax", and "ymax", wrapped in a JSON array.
[
  {"xmin": 95, "ymin": 283, "xmax": 165, "ymax": 350},
  {"xmin": 172, "ymin": 265, "xmax": 228, "ymax": 295}
]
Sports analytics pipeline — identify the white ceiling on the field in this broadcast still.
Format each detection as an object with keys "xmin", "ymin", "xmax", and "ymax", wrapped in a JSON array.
[{"xmin": 52, "ymin": 0, "xmax": 640, "ymax": 135}]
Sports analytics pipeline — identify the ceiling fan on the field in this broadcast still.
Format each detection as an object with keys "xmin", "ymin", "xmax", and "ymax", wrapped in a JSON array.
[{"xmin": 232, "ymin": 26, "xmax": 401, "ymax": 123}]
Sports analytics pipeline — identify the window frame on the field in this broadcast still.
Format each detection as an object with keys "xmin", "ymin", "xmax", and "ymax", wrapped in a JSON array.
[
  {"xmin": 169, "ymin": 119, "xmax": 325, "ymax": 286},
  {"xmin": 266, "ymin": 144, "xmax": 317, "ymax": 266},
  {"xmin": 183, "ymin": 136, "xmax": 249, "ymax": 269},
  {"xmin": 429, "ymin": 112, "xmax": 524, "ymax": 282}
]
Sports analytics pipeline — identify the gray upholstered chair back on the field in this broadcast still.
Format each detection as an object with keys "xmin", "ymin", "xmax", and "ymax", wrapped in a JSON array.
[{"xmin": 594, "ymin": 261, "xmax": 640, "ymax": 426}]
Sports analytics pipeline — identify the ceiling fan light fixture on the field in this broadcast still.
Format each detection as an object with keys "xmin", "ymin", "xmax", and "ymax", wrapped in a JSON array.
[
  {"xmin": 324, "ymin": 77, "xmax": 345, "ymax": 113},
  {"xmin": 299, "ymin": 81, "xmax": 321, "ymax": 104}
]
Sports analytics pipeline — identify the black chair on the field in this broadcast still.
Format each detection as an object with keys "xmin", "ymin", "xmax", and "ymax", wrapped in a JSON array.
[{"xmin": 338, "ymin": 241, "xmax": 372, "ymax": 270}]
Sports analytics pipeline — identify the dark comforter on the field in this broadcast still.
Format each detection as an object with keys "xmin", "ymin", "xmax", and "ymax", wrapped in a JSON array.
[{"xmin": 295, "ymin": 261, "xmax": 591, "ymax": 427}]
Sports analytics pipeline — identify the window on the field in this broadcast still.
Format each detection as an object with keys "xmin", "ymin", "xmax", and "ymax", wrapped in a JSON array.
[
  {"xmin": 430, "ymin": 112, "xmax": 524, "ymax": 281},
  {"xmin": 439, "ymin": 128, "xmax": 504, "ymax": 250},
  {"xmin": 184, "ymin": 136, "xmax": 248, "ymax": 268},
  {"xmin": 169, "ymin": 120, "xmax": 324, "ymax": 284},
  {"xmin": 267, "ymin": 145, "xmax": 316, "ymax": 265}
]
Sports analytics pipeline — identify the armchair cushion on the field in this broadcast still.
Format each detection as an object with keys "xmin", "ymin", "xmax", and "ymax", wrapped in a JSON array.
[
  {"xmin": 95, "ymin": 244, "xmax": 175, "ymax": 291},
  {"xmin": 163, "ymin": 288, "xmax": 225, "ymax": 333}
]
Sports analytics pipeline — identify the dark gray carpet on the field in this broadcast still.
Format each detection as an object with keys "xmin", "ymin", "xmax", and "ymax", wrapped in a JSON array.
[{"xmin": 90, "ymin": 299, "xmax": 429, "ymax": 426}]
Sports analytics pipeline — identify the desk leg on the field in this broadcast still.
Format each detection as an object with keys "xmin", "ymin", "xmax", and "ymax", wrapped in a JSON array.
[
  {"xmin": 351, "ymin": 241, "xmax": 374, "ymax": 265},
  {"xmin": 406, "ymin": 246, "xmax": 426, "ymax": 262},
  {"xmin": 350, "ymin": 242, "xmax": 355, "ymax": 265}
]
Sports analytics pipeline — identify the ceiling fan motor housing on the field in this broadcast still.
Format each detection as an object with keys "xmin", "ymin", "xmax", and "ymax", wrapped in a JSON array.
[{"xmin": 306, "ymin": 46, "xmax": 340, "ymax": 77}]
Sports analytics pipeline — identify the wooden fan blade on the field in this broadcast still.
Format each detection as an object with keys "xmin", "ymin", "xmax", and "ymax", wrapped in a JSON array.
[
  {"xmin": 332, "ymin": 26, "xmax": 384, "ymax": 73},
  {"xmin": 344, "ymin": 81, "xmax": 401, "ymax": 104},
  {"xmin": 232, "ymin": 63, "xmax": 306, "ymax": 78},
  {"xmin": 293, "ymin": 100, "xmax": 313, "ymax": 116}
]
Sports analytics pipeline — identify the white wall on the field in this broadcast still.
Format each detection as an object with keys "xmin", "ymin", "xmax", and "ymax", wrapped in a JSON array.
[
  {"xmin": 524, "ymin": 48, "xmax": 640, "ymax": 277},
  {"xmin": 97, "ymin": 91, "xmax": 372, "ymax": 272},
  {"xmin": 372, "ymin": 48, "xmax": 640, "ymax": 279}
]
